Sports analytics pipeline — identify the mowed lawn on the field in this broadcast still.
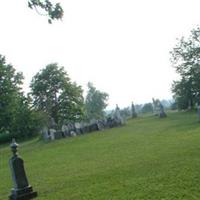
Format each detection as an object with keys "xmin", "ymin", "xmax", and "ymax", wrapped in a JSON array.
[{"xmin": 1, "ymin": 111, "xmax": 200, "ymax": 200}]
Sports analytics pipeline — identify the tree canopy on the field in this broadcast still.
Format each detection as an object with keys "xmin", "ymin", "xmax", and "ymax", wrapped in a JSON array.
[
  {"xmin": 30, "ymin": 63, "xmax": 84, "ymax": 126},
  {"xmin": 28, "ymin": 0, "xmax": 63, "ymax": 23},
  {"xmin": 170, "ymin": 27, "xmax": 200, "ymax": 109},
  {"xmin": 0, "ymin": 55, "xmax": 44, "ymax": 142},
  {"xmin": 85, "ymin": 82, "xmax": 109, "ymax": 120}
]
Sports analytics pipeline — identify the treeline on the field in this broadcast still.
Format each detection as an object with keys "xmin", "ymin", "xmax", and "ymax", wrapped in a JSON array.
[{"xmin": 0, "ymin": 55, "xmax": 108, "ymax": 143}]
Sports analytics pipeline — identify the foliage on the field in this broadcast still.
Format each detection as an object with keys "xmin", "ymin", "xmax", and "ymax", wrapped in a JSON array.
[
  {"xmin": 1, "ymin": 112, "xmax": 200, "ymax": 199},
  {"xmin": 85, "ymin": 82, "xmax": 109, "ymax": 120},
  {"xmin": 28, "ymin": 0, "xmax": 63, "ymax": 23},
  {"xmin": 0, "ymin": 55, "xmax": 44, "ymax": 142},
  {"xmin": 0, "ymin": 55, "xmax": 23, "ymax": 132},
  {"xmin": 30, "ymin": 63, "xmax": 84, "ymax": 126},
  {"xmin": 141, "ymin": 102, "xmax": 153, "ymax": 113},
  {"xmin": 170, "ymin": 27, "xmax": 200, "ymax": 109}
]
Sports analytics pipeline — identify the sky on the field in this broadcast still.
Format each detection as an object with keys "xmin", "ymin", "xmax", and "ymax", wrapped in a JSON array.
[{"xmin": 0, "ymin": 0, "xmax": 200, "ymax": 109}]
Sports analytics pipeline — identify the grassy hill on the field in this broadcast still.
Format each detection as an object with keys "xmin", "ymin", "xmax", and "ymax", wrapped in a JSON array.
[{"xmin": 1, "ymin": 111, "xmax": 200, "ymax": 199}]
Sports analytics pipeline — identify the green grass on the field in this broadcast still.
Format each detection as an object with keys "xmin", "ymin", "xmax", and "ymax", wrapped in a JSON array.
[{"xmin": 1, "ymin": 111, "xmax": 200, "ymax": 199}]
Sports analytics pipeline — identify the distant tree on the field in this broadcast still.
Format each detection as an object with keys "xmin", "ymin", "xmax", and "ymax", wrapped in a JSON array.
[
  {"xmin": 85, "ymin": 82, "xmax": 109, "ymax": 120},
  {"xmin": 28, "ymin": 0, "xmax": 63, "ymax": 23},
  {"xmin": 170, "ymin": 27, "xmax": 200, "ymax": 109},
  {"xmin": 30, "ymin": 63, "xmax": 84, "ymax": 126},
  {"xmin": 141, "ymin": 103, "xmax": 153, "ymax": 113}
]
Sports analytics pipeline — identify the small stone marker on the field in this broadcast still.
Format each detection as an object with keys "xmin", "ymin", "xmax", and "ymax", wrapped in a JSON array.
[{"xmin": 9, "ymin": 138, "xmax": 38, "ymax": 200}]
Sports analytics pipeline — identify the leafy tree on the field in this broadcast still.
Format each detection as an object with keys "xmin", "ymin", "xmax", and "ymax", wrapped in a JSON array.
[
  {"xmin": 85, "ymin": 82, "xmax": 109, "ymax": 120},
  {"xmin": 0, "ymin": 55, "xmax": 23, "ymax": 132},
  {"xmin": 0, "ymin": 55, "xmax": 43, "ymax": 141},
  {"xmin": 28, "ymin": 0, "xmax": 63, "ymax": 23},
  {"xmin": 141, "ymin": 103, "xmax": 153, "ymax": 113},
  {"xmin": 30, "ymin": 63, "xmax": 84, "ymax": 126},
  {"xmin": 171, "ymin": 78, "xmax": 193, "ymax": 110},
  {"xmin": 170, "ymin": 27, "xmax": 200, "ymax": 109}
]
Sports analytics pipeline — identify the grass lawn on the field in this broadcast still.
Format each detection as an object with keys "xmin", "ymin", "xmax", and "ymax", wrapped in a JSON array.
[{"xmin": 1, "ymin": 111, "xmax": 200, "ymax": 199}]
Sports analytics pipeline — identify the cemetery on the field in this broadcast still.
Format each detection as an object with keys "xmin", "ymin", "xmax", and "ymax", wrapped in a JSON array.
[
  {"xmin": 1, "ymin": 110, "xmax": 200, "ymax": 199},
  {"xmin": 1, "ymin": 1, "xmax": 200, "ymax": 200}
]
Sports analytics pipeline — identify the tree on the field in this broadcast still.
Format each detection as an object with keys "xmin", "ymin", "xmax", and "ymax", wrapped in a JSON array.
[
  {"xmin": 0, "ymin": 55, "xmax": 43, "ymax": 141},
  {"xmin": 28, "ymin": 0, "xmax": 63, "ymax": 23},
  {"xmin": 171, "ymin": 78, "xmax": 193, "ymax": 110},
  {"xmin": 141, "ymin": 103, "xmax": 153, "ymax": 113},
  {"xmin": 0, "ymin": 55, "xmax": 23, "ymax": 133},
  {"xmin": 85, "ymin": 82, "xmax": 109, "ymax": 120},
  {"xmin": 170, "ymin": 27, "xmax": 200, "ymax": 109},
  {"xmin": 30, "ymin": 63, "xmax": 84, "ymax": 126}
]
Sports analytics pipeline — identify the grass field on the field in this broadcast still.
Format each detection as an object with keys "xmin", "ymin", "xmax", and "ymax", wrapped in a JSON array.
[{"xmin": 1, "ymin": 111, "xmax": 200, "ymax": 199}]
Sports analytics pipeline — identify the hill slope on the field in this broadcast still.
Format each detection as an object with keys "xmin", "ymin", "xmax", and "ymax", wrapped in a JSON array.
[{"xmin": 1, "ymin": 111, "xmax": 200, "ymax": 199}]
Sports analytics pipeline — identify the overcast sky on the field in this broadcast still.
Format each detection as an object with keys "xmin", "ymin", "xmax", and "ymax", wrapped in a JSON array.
[{"xmin": 0, "ymin": 0, "xmax": 200, "ymax": 109}]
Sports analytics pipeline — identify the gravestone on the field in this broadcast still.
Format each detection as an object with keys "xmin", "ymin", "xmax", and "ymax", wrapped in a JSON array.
[
  {"xmin": 74, "ymin": 122, "xmax": 81, "ymax": 135},
  {"xmin": 159, "ymin": 103, "xmax": 167, "ymax": 118},
  {"xmin": 131, "ymin": 102, "xmax": 137, "ymax": 118},
  {"xmin": 42, "ymin": 127, "xmax": 50, "ymax": 141},
  {"xmin": 49, "ymin": 129, "xmax": 56, "ymax": 140},
  {"xmin": 9, "ymin": 139, "xmax": 37, "ymax": 200},
  {"xmin": 62, "ymin": 124, "xmax": 69, "ymax": 137},
  {"xmin": 113, "ymin": 104, "xmax": 123, "ymax": 126},
  {"xmin": 54, "ymin": 131, "xmax": 63, "ymax": 139},
  {"xmin": 70, "ymin": 131, "xmax": 77, "ymax": 137}
]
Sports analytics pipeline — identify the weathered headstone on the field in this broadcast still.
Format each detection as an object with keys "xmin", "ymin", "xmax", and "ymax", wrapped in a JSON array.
[
  {"xmin": 49, "ymin": 129, "xmax": 56, "ymax": 140},
  {"xmin": 74, "ymin": 122, "xmax": 81, "ymax": 135},
  {"xmin": 113, "ymin": 104, "xmax": 123, "ymax": 126},
  {"xmin": 159, "ymin": 103, "xmax": 167, "ymax": 118},
  {"xmin": 54, "ymin": 131, "xmax": 63, "ymax": 139},
  {"xmin": 9, "ymin": 139, "xmax": 37, "ymax": 200},
  {"xmin": 131, "ymin": 102, "xmax": 137, "ymax": 118},
  {"xmin": 62, "ymin": 124, "xmax": 69, "ymax": 137},
  {"xmin": 70, "ymin": 131, "xmax": 77, "ymax": 137},
  {"xmin": 41, "ymin": 127, "xmax": 50, "ymax": 141}
]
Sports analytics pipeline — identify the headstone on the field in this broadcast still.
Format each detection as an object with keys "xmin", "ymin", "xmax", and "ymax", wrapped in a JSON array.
[
  {"xmin": 113, "ymin": 105, "xmax": 123, "ymax": 126},
  {"xmin": 70, "ymin": 131, "xmax": 77, "ymax": 137},
  {"xmin": 42, "ymin": 127, "xmax": 50, "ymax": 141},
  {"xmin": 159, "ymin": 103, "xmax": 167, "ymax": 118},
  {"xmin": 131, "ymin": 102, "xmax": 137, "ymax": 118},
  {"xmin": 49, "ymin": 129, "xmax": 56, "ymax": 140},
  {"xmin": 9, "ymin": 139, "xmax": 37, "ymax": 200},
  {"xmin": 62, "ymin": 124, "xmax": 69, "ymax": 137},
  {"xmin": 96, "ymin": 120, "xmax": 104, "ymax": 131},
  {"xmin": 74, "ymin": 122, "xmax": 81, "ymax": 135},
  {"xmin": 54, "ymin": 131, "xmax": 63, "ymax": 139}
]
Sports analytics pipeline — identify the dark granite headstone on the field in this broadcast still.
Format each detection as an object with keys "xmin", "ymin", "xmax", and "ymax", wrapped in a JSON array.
[{"xmin": 9, "ymin": 139, "xmax": 37, "ymax": 200}]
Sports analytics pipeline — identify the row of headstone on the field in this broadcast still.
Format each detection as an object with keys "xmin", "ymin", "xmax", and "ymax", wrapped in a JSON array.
[{"xmin": 42, "ymin": 105, "xmax": 126, "ymax": 141}]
